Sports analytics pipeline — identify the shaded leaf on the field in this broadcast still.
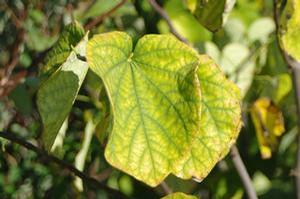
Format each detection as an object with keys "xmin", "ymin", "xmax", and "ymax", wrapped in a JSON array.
[
  {"xmin": 250, "ymin": 98, "xmax": 285, "ymax": 159},
  {"xmin": 190, "ymin": 0, "xmax": 236, "ymax": 32},
  {"xmin": 41, "ymin": 21, "xmax": 85, "ymax": 77},
  {"xmin": 173, "ymin": 55, "xmax": 241, "ymax": 181},
  {"xmin": 37, "ymin": 33, "xmax": 89, "ymax": 151},
  {"xmin": 87, "ymin": 32, "xmax": 201, "ymax": 186}
]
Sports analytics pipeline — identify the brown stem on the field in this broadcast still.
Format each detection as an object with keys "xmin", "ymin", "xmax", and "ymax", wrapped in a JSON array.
[
  {"xmin": 84, "ymin": 0, "xmax": 127, "ymax": 31},
  {"xmin": 0, "ymin": 131, "xmax": 128, "ymax": 199},
  {"xmin": 230, "ymin": 145, "xmax": 258, "ymax": 199},
  {"xmin": 160, "ymin": 181, "xmax": 173, "ymax": 195},
  {"xmin": 273, "ymin": 1, "xmax": 300, "ymax": 198},
  {"xmin": 147, "ymin": 0, "xmax": 189, "ymax": 44}
]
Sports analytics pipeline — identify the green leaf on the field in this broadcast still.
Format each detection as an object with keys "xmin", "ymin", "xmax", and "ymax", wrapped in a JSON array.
[
  {"xmin": 190, "ymin": 0, "xmax": 236, "ymax": 32},
  {"xmin": 41, "ymin": 21, "xmax": 85, "ymax": 77},
  {"xmin": 162, "ymin": 0, "xmax": 211, "ymax": 42},
  {"xmin": 173, "ymin": 55, "xmax": 241, "ymax": 180},
  {"xmin": 87, "ymin": 32, "xmax": 201, "ymax": 186},
  {"xmin": 161, "ymin": 192, "xmax": 197, "ymax": 199},
  {"xmin": 279, "ymin": 0, "xmax": 300, "ymax": 61},
  {"xmin": 37, "ymin": 33, "xmax": 89, "ymax": 151},
  {"xmin": 220, "ymin": 43, "xmax": 255, "ymax": 97}
]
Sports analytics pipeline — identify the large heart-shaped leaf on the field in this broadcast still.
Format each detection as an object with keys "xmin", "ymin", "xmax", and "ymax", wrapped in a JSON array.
[
  {"xmin": 161, "ymin": 192, "xmax": 197, "ymax": 199},
  {"xmin": 87, "ymin": 32, "xmax": 201, "ymax": 186},
  {"xmin": 37, "ymin": 32, "xmax": 88, "ymax": 151},
  {"xmin": 279, "ymin": 0, "xmax": 300, "ymax": 61},
  {"xmin": 187, "ymin": 0, "xmax": 236, "ymax": 32},
  {"xmin": 173, "ymin": 55, "xmax": 241, "ymax": 180}
]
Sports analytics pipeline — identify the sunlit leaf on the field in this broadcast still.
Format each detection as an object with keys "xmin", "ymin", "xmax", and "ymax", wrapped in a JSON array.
[
  {"xmin": 37, "ymin": 33, "xmax": 89, "ymax": 151},
  {"xmin": 250, "ymin": 98, "xmax": 285, "ymax": 159},
  {"xmin": 87, "ymin": 32, "xmax": 201, "ymax": 186},
  {"xmin": 190, "ymin": 0, "xmax": 236, "ymax": 32},
  {"xmin": 279, "ymin": 0, "xmax": 300, "ymax": 61},
  {"xmin": 161, "ymin": 192, "xmax": 197, "ymax": 199},
  {"xmin": 173, "ymin": 55, "xmax": 241, "ymax": 181}
]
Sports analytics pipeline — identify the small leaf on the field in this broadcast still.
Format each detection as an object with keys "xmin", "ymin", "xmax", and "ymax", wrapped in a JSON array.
[
  {"xmin": 173, "ymin": 55, "xmax": 241, "ymax": 180},
  {"xmin": 37, "ymin": 33, "xmax": 89, "ymax": 151},
  {"xmin": 87, "ymin": 32, "xmax": 201, "ymax": 186},
  {"xmin": 191, "ymin": 0, "xmax": 236, "ymax": 32},
  {"xmin": 41, "ymin": 21, "xmax": 85, "ymax": 77},
  {"xmin": 161, "ymin": 192, "xmax": 197, "ymax": 199},
  {"xmin": 248, "ymin": 17, "xmax": 275, "ymax": 43},
  {"xmin": 279, "ymin": 0, "xmax": 300, "ymax": 61},
  {"xmin": 250, "ymin": 98, "xmax": 285, "ymax": 159}
]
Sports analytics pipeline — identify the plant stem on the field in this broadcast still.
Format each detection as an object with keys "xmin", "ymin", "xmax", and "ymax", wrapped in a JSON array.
[
  {"xmin": 273, "ymin": 1, "xmax": 300, "ymax": 198},
  {"xmin": 160, "ymin": 181, "xmax": 173, "ymax": 195},
  {"xmin": 0, "ymin": 131, "xmax": 128, "ymax": 199},
  {"xmin": 84, "ymin": 0, "xmax": 127, "ymax": 30},
  {"xmin": 230, "ymin": 145, "xmax": 258, "ymax": 199},
  {"xmin": 147, "ymin": 0, "xmax": 189, "ymax": 44}
]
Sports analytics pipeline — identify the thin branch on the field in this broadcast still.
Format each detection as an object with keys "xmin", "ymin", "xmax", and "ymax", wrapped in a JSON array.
[
  {"xmin": 273, "ymin": 1, "xmax": 300, "ymax": 198},
  {"xmin": 0, "ymin": 131, "xmax": 128, "ymax": 199},
  {"xmin": 84, "ymin": 0, "xmax": 127, "ymax": 31},
  {"xmin": 160, "ymin": 181, "xmax": 173, "ymax": 195},
  {"xmin": 147, "ymin": 0, "xmax": 189, "ymax": 44},
  {"xmin": 230, "ymin": 145, "xmax": 258, "ymax": 199}
]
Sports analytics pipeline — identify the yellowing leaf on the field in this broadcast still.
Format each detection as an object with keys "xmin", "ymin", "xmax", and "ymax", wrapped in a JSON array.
[
  {"xmin": 41, "ymin": 21, "xmax": 85, "ymax": 77},
  {"xmin": 173, "ymin": 55, "xmax": 241, "ymax": 181},
  {"xmin": 250, "ymin": 98, "xmax": 285, "ymax": 159},
  {"xmin": 191, "ymin": 0, "xmax": 236, "ymax": 32},
  {"xmin": 161, "ymin": 192, "xmax": 198, "ymax": 199},
  {"xmin": 279, "ymin": 0, "xmax": 300, "ymax": 61},
  {"xmin": 87, "ymin": 32, "xmax": 201, "ymax": 186},
  {"xmin": 37, "ymin": 33, "xmax": 89, "ymax": 151}
]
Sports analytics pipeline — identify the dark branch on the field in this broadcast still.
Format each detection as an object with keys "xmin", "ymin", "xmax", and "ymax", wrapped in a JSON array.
[
  {"xmin": 0, "ymin": 131, "xmax": 128, "ymax": 199},
  {"xmin": 230, "ymin": 145, "xmax": 258, "ymax": 199},
  {"xmin": 147, "ymin": 0, "xmax": 189, "ymax": 44},
  {"xmin": 84, "ymin": 0, "xmax": 127, "ymax": 31},
  {"xmin": 273, "ymin": 1, "xmax": 300, "ymax": 198}
]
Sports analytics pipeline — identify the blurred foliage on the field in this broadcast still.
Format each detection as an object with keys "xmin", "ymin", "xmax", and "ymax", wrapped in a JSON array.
[{"xmin": 0, "ymin": 0, "xmax": 298, "ymax": 198}]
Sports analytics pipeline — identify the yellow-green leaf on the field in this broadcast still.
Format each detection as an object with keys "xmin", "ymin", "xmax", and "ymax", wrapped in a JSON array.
[
  {"xmin": 250, "ymin": 98, "xmax": 285, "ymax": 159},
  {"xmin": 161, "ymin": 192, "xmax": 198, "ymax": 199},
  {"xmin": 191, "ymin": 0, "xmax": 236, "ymax": 32},
  {"xmin": 279, "ymin": 0, "xmax": 300, "ymax": 61},
  {"xmin": 87, "ymin": 32, "xmax": 201, "ymax": 186},
  {"xmin": 173, "ymin": 55, "xmax": 241, "ymax": 180},
  {"xmin": 37, "ymin": 33, "xmax": 89, "ymax": 151}
]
